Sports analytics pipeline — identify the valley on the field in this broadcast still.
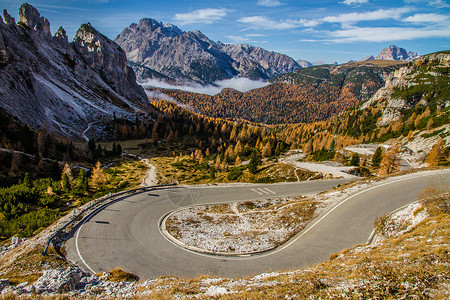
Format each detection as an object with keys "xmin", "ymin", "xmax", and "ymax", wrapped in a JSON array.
[{"xmin": 0, "ymin": 2, "xmax": 449, "ymax": 299}]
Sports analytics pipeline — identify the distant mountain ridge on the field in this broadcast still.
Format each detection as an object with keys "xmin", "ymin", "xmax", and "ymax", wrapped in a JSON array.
[
  {"xmin": 360, "ymin": 45, "xmax": 419, "ymax": 62},
  {"xmin": 114, "ymin": 18, "xmax": 302, "ymax": 84},
  {"xmin": 0, "ymin": 4, "xmax": 154, "ymax": 139},
  {"xmin": 270, "ymin": 60, "xmax": 405, "ymax": 102}
]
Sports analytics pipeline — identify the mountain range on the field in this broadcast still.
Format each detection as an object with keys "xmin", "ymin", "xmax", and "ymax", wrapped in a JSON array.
[
  {"xmin": 0, "ymin": 3, "xmax": 425, "ymax": 140},
  {"xmin": 114, "ymin": 18, "xmax": 301, "ymax": 84},
  {"xmin": 0, "ymin": 4, "xmax": 154, "ymax": 139},
  {"xmin": 115, "ymin": 17, "xmax": 419, "ymax": 85}
]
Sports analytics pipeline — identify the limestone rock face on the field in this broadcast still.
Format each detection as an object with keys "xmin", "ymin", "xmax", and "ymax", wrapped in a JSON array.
[
  {"xmin": 115, "ymin": 18, "xmax": 302, "ymax": 84},
  {"xmin": 0, "ymin": 4, "xmax": 154, "ymax": 139},
  {"xmin": 2, "ymin": 10, "xmax": 15, "ymax": 25},
  {"xmin": 73, "ymin": 23, "xmax": 146, "ymax": 102},
  {"xmin": 19, "ymin": 3, "xmax": 51, "ymax": 38}
]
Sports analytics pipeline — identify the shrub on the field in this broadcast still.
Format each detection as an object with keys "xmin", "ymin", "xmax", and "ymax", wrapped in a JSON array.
[{"xmin": 228, "ymin": 168, "xmax": 243, "ymax": 180}]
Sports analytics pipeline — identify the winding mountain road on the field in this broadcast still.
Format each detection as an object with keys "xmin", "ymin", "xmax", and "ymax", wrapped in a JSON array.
[{"xmin": 65, "ymin": 170, "xmax": 450, "ymax": 279}]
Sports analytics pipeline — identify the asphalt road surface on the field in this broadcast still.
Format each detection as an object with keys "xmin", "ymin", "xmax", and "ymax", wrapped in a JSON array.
[{"xmin": 66, "ymin": 170, "xmax": 450, "ymax": 279}]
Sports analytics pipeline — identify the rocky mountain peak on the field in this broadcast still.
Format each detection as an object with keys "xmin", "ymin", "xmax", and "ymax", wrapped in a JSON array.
[
  {"xmin": 359, "ymin": 55, "xmax": 374, "ymax": 62},
  {"xmin": 3, "ymin": 9, "xmax": 15, "ymax": 25},
  {"xmin": 115, "ymin": 18, "xmax": 302, "ymax": 84},
  {"xmin": 137, "ymin": 18, "xmax": 183, "ymax": 37},
  {"xmin": 19, "ymin": 3, "xmax": 51, "ymax": 38},
  {"xmin": 53, "ymin": 26, "xmax": 68, "ymax": 44},
  {"xmin": 376, "ymin": 45, "xmax": 419, "ymax": 61}
]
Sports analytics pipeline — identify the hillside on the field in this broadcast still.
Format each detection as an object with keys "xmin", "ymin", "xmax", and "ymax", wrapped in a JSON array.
[
  {"xmin": 273, "ymin": 51, "xmax": 450, "ymax": 168},
  {"xmin": 151, "ymin": 82, "xmax": 359, "ymax": 124},
  {"xmin": 271, "ymin": 60, "xmax": 404, "ymax": 102}
]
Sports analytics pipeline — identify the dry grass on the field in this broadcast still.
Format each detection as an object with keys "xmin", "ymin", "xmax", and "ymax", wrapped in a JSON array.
[
  {"xmin": 148, "ymin": 155, "xmax": 311, "ymax": 185},
  {"xmin": 101, "ymin": 268, "xmax": 139, "ymax": 283},
  {"xmin": 0, "ymin": 244, "xmax": 70, "ymax": 286}
]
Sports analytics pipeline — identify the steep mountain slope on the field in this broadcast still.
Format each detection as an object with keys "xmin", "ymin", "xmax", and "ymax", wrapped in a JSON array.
[
  {"xmin": 0, "ymin": 4, "xmax": 154, "ymax": 139},
  {"xmin": 270, "ymin": 60, "xmax": 404, "ymax": 102},
  {"xmin": 114, "ymin": 18, "xmax": 301, "ymax": 84}
]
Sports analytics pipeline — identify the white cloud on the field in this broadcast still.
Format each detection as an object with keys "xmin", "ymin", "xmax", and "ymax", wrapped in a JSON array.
[
  {"xmin": 321, "ymin": 25, "xmax": 450, "ymax": 42},
  {"xmin": 238, "ymin": 8, "xmax": 412, "ymax": 30},
  {"xmin": 341, "ymin": 0, "xmax": 369, "ymax": 5},
  {"xmin": 257, "ymin": 0, "xmax": 285, "ymax": 7},
  {"xmin": 238, "ymin": 16, "xmax": 318, "ymax": 30},
  {"xmin": 322, "ymin": 8, "xmax": 413, "ymax": 24},
  {"xmin": 246, "ymin": 33, "xmax": 267, "ymax": 37},
  {"xmin": 225, "ymin": 33, "xmax": 267, "ymax": 43},
  {"xmin": 141, "ymin": 78, "xmax": 268, "ymax": 96},
  {"xmin": 174, "ymin": 8, "xmax": 229, "ymax": 25},
  {"xmin": 404, "ymin": 0, "xmax": 450, "ymax": 8},
  {"xmin": 403, "ymin": 13, "xmax": 449, "ymax": 23},
  {"xmin": 226, "ymin": 35, "xmax": 251, "ymax": 43}
]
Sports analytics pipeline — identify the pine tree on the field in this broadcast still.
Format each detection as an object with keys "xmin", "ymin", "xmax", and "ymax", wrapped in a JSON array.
[
  {"xmin": 427, "ymin": 138, "xmax": 445, "ymax": 166},
  {"xmin": 380, "ymin": 146, "xmax": 399, "ymax": 175},
  {"xmin": 62, "ymin": 173, "xmax": 70, "ymax": 192},
  {"xmin": 372, "ymin": 146, "xmax": 383, "ymax": 168},
  {"xmin": 62, "ymin": 163, "xmax": 73, "ymax": 186},
  {"xmin": 215, "ymin": 155, "xmax": 221, "ymax": 170},
  {"xmin": 248, "ymin": 149, "xmax": 261, "ymax": 174},
  {"xmin": 262, "ymin": 141, "xmax": 272, "ymax": 157},
  {"xmin": 235, "ymin": 155, "xmax": 242, "ymax": 166},
  {"xmin": 23, "ymin": 173, "xmax": 32, "ymax": 188},
  {"xmin": 77, "ymin": 169, "xmax": 89, "ymax": 191},
  {"xmin": 350, "ymin": 153, "xmax": 360, "ymax": 166}
]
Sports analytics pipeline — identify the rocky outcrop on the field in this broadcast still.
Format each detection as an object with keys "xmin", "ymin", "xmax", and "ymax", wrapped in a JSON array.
[
  {"xmin": 0, "ymin": 4, "xmax": 154, "ymax": 139},
  {"xmin": 297, "ymin": 59, "xmax": 313, "ymax": 68},
  {"xmin": 115, "ymin": 18, "xmax": 302, "ymax": 84},
  {"xmin": 73, "ymin": 23, "xmax": 146, "ymax": 104},
  {"xmin": 19, "ymin": 3, "xmax": 51, "ymax": 38},
  {"xmin": 2, "ymin": 10, "xmax": 15, "ymax": 25}
]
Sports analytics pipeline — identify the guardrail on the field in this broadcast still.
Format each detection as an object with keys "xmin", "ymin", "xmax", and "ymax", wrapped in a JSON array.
[{"xmin": 42, "ymin": 183, "xmax": 176, "ymax": 256}]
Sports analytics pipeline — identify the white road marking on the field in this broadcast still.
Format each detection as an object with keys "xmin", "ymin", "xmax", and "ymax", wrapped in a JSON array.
[
  {"xmin": 257, "ymin": 188, "xmax": 271, "ymax": 195},
  {"xmin": 262, "ymin": 188, "xmax": 276, "ymax": 195},
  {"xmin": 250, "ymin": 188, "xmax": 264, "ymax": 195}
]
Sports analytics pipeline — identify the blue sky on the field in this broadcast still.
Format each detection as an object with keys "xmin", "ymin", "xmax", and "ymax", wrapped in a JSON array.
[{"xmin": 2, "ymin": 0, "xmax": 449, "ymax": 63}]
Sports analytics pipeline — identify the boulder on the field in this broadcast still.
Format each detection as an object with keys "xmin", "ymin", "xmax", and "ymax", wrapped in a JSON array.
[
  {"xmin": 0, "ymin": 279, "xmax": 9, "ymax": 292},
  {"xmin": 33, "ymin": 267, "xmax": 87, "ymax": 293}
]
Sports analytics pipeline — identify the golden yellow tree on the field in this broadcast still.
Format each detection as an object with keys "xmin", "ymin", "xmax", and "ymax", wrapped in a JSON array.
[
  {"xmin": 91, "ymin": 161, "xmax": 107, "ymax": 190},
  {"xmin": 427, "ymin": 138, "xmax": 446, "ymax": 166},
  {"xmin": 379, "ymin": 145, "xmax": 399, "ymax": 175}
]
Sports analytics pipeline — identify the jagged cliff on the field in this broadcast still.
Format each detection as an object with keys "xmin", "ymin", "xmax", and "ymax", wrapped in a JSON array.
[
  {"xmin": 114, "ymin": 18, "xmax": 301, "ymax": 84},
  {"xmin": 0, "ymin": 4, "xmax": 153, "ymax": 139}
]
